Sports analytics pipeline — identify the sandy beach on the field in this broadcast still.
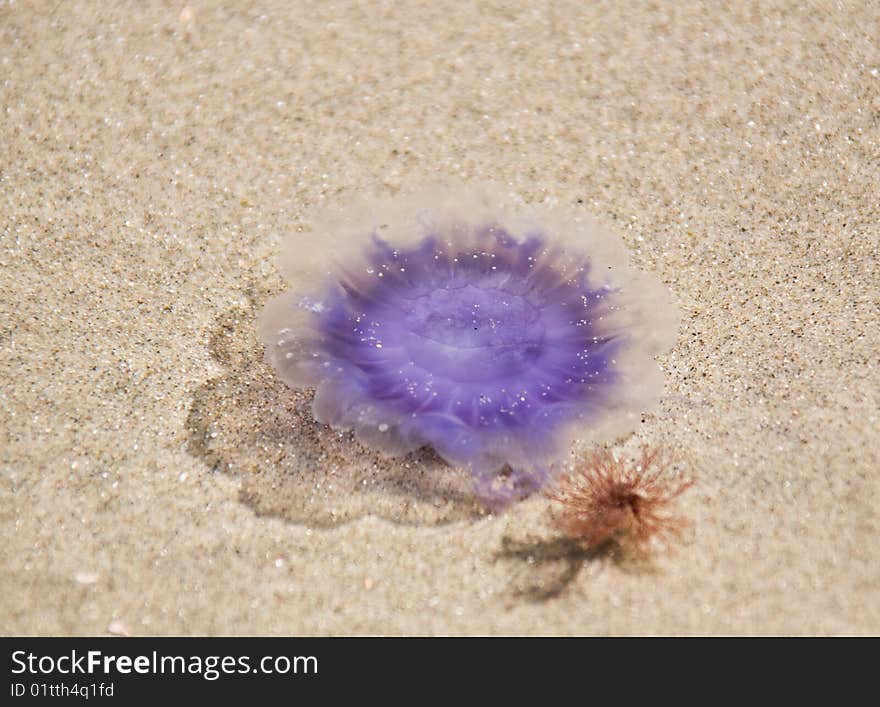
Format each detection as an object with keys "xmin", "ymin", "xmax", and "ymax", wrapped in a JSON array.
[{"xmin": 1, "ymin": 0, "xmax": 878, "ymax": 635}]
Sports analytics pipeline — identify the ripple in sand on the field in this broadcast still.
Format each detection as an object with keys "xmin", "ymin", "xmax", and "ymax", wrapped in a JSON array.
[{"xmin": 185, "ymin": 288, "xmax": 483, "ymax": 528}]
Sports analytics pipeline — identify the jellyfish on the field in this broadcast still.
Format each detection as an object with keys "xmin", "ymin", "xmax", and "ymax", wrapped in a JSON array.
[{"xmin": 258, "ymin": 184, "xmax": 679, "ymax": 507}]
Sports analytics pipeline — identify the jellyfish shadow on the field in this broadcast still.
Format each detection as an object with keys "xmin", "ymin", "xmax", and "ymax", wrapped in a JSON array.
[{"xmin": 185, "ymin": 287, "xmax": 483, "ymax": 528}]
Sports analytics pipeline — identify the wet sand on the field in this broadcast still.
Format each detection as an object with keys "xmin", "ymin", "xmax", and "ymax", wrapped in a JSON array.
[{"xmin": 1, "ymin": 1, "xmax": 878, "ymax": 635}]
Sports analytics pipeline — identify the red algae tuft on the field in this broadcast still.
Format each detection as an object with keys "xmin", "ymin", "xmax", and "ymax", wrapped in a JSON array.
[{"xmin": 547, "ymin": 446, "xmax": 694, "ymax": 555}]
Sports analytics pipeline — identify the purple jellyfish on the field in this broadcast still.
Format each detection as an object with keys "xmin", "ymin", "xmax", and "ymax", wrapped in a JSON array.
[{"xmin": 259, "ymin": 185, "xmax": 679, "ymax": 508}]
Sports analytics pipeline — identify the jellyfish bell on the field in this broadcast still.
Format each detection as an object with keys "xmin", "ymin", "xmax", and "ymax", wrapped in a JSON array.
[{"xmin": 258, "ymin": 183, "xmax": 680, "ymax": 507}]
